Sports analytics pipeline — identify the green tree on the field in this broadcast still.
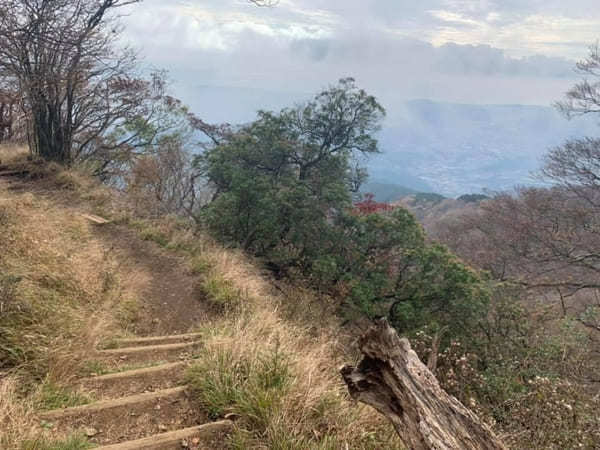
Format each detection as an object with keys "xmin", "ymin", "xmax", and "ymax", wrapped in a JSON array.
[
  {"xmin": 198, "ymin": 78, "xmax": 385, "ymax": 269},
  {"xmin": 331, "ymin": 208, "xmax": 489, "ymax": 343},
  {"xmin": 199, "ymin": 78, "xmax": 489, "ymax": 345},
  {"xmin": 389, "ymin": 243, "xmax": 490, "ymax": 341}
]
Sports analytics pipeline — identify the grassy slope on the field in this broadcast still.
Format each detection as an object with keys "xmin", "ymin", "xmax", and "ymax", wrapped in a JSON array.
[
  {"xmin": 0, "ymin": 147, "xmax": 127, "ymax": 449},
  {"xmin": 126, "ymin": 211, "xmax": 404, "ymax": 448},
  {"xmin": 0, "ymin": 146, "xmax": 402, "ymax": 449}
]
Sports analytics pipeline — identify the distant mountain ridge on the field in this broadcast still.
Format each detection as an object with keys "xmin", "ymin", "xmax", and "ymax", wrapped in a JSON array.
[{"xmin": 360, "ymin": 182, "xmax": 416, "ymax": 202}]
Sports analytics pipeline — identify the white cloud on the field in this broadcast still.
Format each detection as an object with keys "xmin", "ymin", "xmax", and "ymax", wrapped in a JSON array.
[
  {"xmin": 428, "ymin": 10, "xmax": 483, "ymax": 28},
  {"xmin": 117, "ymin": 0, "xmax": 600, "ymax": 111}
]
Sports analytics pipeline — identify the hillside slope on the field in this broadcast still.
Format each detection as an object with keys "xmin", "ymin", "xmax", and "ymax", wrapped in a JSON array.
[{"xmin": 0, "ymin": 151, "xmax": 401, "ymax": 449}]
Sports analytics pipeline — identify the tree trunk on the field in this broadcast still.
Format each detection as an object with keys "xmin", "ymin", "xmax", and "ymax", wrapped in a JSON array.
[
  {"xmin": 340, "ymin": 319, "xmax": 507, "ymax": 450},
  {"xmin": 30, "ymin": 100, "xmax": 71, "ymax": 164}
]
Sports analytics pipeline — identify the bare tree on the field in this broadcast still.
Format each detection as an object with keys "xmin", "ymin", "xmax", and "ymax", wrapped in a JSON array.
[
  {"xmin": 0, "ymin": 0, "xmax": 278, "ymax": 165},
  {"xmin": 127, "ymin": 131, "xmax": 203, "ymax": 218},
  {"xmin": 555, "ymin": 43, "xmax": 600, "ymax": 118},
  {"xmin": 545, "ymin": 43, "xmax": 600, "ymax": 205},
  {"xmin": 428, "ymin": 45, "xmax": 600, "ymax": 319},
  {"xmin": 0, "ymin": 0, "xmax": 142, "ymax": 163}
]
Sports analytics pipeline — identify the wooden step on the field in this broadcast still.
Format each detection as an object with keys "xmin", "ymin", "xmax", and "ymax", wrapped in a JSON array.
[
  {"xmin": 39, "ymin": 387, "xmax": 206, "ymax": 446},
  {"xmin": 95, "ymin": 421, "xmax": 232, "ymax": 450},
  {"xmin": 78, "ymin": 362, "xmax": 187, "ymax": 399},
  {"xmin": 96, "ymin": 342, "xmax": 202, "ymax": 366},
  {"xmin": 107, "ymin": 333, "xmax": 203, "ymax": 348},
  {"xmin": 40, "ymin": 387, "xmax": 187, "ymax": 420}
]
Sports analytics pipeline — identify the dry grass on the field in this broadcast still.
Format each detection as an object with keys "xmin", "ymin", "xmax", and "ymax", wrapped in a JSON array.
[
  {"xmin": 0, "ymin": 189, "xmax": 120, "ymax": 370},
  {"xmin": 125, "ymin": 217, "xmax": 403, "ymax": 448},
  {"xmin": 0, "ymin": 163, "xmax": 402, "ymax": 448},
  {"xmin": 188, "ymin": 307, "xmax": 402, "ymax": 448},
  {"xmin": 1, "ymin": 376, "xmax": 93, "ymax": 449},
  {"xmin": 0, "ymin": 377, "xmax": 38, "ymax": 448},
  {"xmin": 0, "ymin": 143, "xmax": 29, "ymax": 165},
  {"xmin": 0, "ymin": 178, "xmax": 125, "ymax": 448}
]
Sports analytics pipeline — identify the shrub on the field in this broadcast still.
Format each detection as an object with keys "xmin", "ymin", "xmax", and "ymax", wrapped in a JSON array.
[
  {"xmin": 186, "ymin": 342, "xmax": 292, "ymax": 433},
  {"xmin": 502, "ymin": 377, "xmax": 600, "ymax": 449},
  {"xmin": 199, "ymin": 274, "xmax": 241, "ymax": 311}
]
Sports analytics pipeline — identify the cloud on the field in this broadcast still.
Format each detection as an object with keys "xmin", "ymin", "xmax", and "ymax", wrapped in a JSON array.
[
  {"xmin": 116, "ymin": 0, "xmax": 599, "ymax": 117},
  {"xmin": 434, "ymin": 43, "xmax": 573, "ymax": 77}
]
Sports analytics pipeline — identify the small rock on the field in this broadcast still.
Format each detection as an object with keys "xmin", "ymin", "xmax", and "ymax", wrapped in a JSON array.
[
  {"xmin": 158, "ymin": 424, "xmax": 168, "ymax": 432},
  {"xmin": 192, "ymin": 438, "xmax": 200, "ymax": 445},
  {"xmin": 181, "ymin": 439, "xmax": 190, "ymax": 448},
  {"xmin": 155, "ymin": 404, "xmax": 161, "ymax": 410},
  {"xmin": 85, "ymin": 427, "xmax": 99, "ymax": 437}
]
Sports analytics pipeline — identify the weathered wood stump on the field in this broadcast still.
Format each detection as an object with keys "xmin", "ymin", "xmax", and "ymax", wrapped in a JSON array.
[{"xmin": 341, "ymin": 319, "xmax": 507, "ymax": 450}]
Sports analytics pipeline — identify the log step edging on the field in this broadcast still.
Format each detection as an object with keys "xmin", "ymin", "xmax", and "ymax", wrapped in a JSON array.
[
  {"xmin": 98, "ymin": 342, "xmax": 200, "ymax": 355},
  {"xmin": 81, "ymin": 361, "xmax": 187, "ymax": 383},
  {"xmin": 94, "ymin": 421, "xmax": 233, "ymax": 450},
  {"xmin": 110, "ymin": 333, "xmax": 203, "ymax": 348},
  {"xmin": 39, "ymin": 386, "xmax": 187, "ymax": 420}
]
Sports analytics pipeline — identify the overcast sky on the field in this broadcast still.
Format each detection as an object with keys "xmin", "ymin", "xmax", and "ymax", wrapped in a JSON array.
[{"xmin": 121, "ymin": 0, "xmax": 600, "ymax": 118}]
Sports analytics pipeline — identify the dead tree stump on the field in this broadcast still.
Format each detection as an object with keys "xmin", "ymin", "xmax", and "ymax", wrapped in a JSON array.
[{"xmin": 341, "ymin": 319, "xmax": 507, "ymax": 450}]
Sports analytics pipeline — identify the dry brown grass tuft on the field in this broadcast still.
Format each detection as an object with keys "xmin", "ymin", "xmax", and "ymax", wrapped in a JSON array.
[
  {"xmin": 189, "ymin": 303, "xmax": 402, "ymax": 448},
  {"xmin": 1, "ymin": 189, "xmax": 121, "ymax": 350},
  {"xmin": 0, "ymin": 377, "xmax": 37, "ymax": 449},
  {"xmin": 0, "ymin": 143, "xmax": 29, "ymax": 165}
]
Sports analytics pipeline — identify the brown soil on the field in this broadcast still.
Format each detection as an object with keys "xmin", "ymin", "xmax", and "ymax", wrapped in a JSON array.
[
  {"xmin": 93, "ymin": 223, "xmax": 208, "ymax": 336},
  {"xmin": 43, "ymin": 388, "xmax": 206, "ymax": 446},
  {"xmin": 78, "ymin": 362, "xmax": 188, "ymax": 400}
]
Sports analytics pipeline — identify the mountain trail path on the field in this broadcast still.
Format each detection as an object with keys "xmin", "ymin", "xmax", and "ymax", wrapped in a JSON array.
[{"xmin": 0, "ymin": 172, "xmax": 232, "ymax": 449}]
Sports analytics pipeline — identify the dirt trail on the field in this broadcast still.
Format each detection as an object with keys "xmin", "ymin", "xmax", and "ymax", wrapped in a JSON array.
[
  {"xmin": 0, "ymin": 173, "xmax": 228, "ymax": 448},
  {"xmin": 94, "ymin": 223, "xmax": 207, "ymax": 336},
  {"xmin": 1, "ymin": 173, "xmax": 208, "ymax": 336},
  {"xmin": 38, "ymin": 335, "xmax": 231, "ymax": 448}
]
